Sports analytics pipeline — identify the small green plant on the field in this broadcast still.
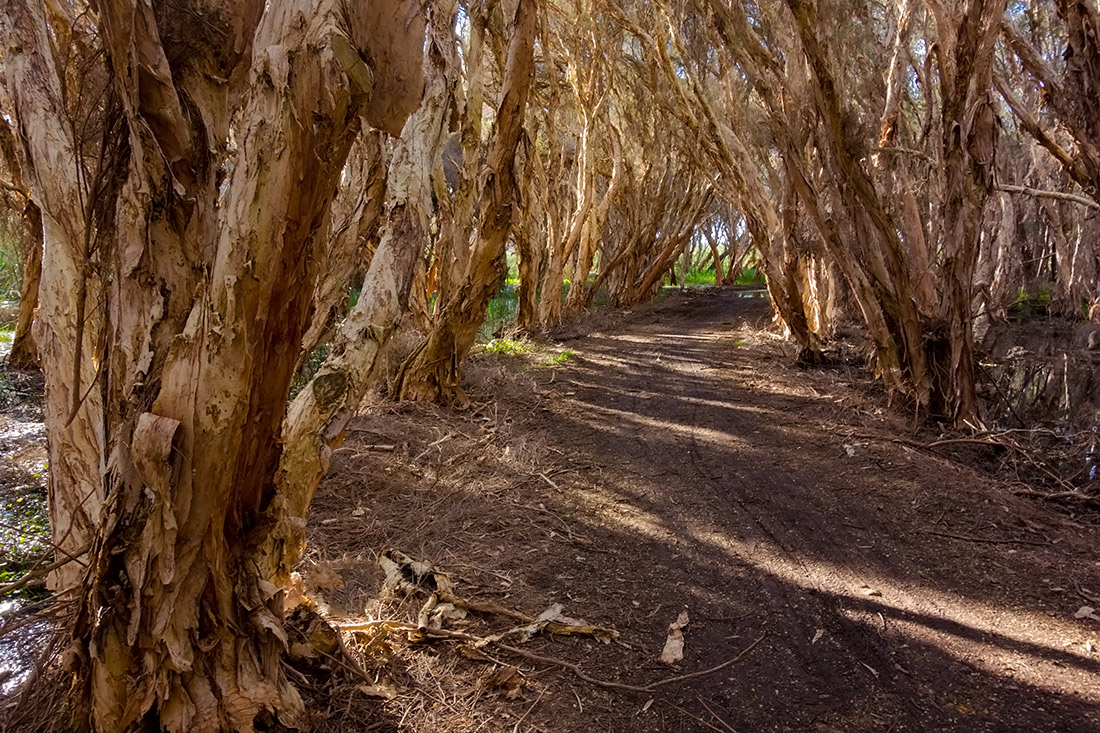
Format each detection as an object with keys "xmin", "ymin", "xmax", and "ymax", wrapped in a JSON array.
[
  {"xmin": 1012, "ymin": 284, "xmax": 1055, "ymax": 319},
  {"xmin": 480, "ymin": 338, "xmax": 532, "ymax": 356},
  {"xmin": 545, "ymin": 349, "xmax": 575, "ymax": 365}
]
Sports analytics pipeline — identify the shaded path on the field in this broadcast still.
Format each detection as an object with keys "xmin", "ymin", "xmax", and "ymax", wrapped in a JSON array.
[
  {"xmin": 319, "ymin": 288, "xmax": 1100, "ymax": 732},
  {"xmin": 512, "ymin": 289, "xmax": 1100, "ymax": 732}
]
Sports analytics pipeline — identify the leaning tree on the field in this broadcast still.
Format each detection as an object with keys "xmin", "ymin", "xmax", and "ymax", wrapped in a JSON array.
[{"xmin": 1, "ymin": 0, "xmax": 428, "ymax": 729}]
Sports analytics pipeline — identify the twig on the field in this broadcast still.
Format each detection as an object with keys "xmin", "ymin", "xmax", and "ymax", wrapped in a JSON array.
[
  {"xmin": 0, "ymin": 521, "xmax": 88, "ymax": 565},
  {"xmin": 664, "ymin": 701, "xmax": 730, "ymax": 733},
  {"xmin": 920, "ymin": 529, "xmax": 1051, "ymax": 547},
  {"xmin": 696, "ymin": 696, "xmax": 740, "ymax": 733},
  {"xmin": 1075, "ymin": 582, "xmax": 1100, "ymax": 605},
  {"xmin": 497, "ymin": 633, "xmax": 767, "ymax": 694},
  {"xmin": 0, "ymin": 545, "xmax": 89, "ymax": 597},
  {"xmin": 1011, "ymin": 487, "xmax": 1097, "ymax": 502},
  {"xmin": 512, "ymin": 689, "xmax": 545, "ymax": 733}
]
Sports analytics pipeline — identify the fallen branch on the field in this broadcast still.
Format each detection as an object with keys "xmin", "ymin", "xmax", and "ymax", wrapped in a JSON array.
[
  {"xmin": 0, "ymin": 545, "xmax": 89, "ymax": 597},
  {"xmin": 920, "ymin": 529, "xmax": 1051, "ymax": 548},
  {"xmin": 338, "ymin": 620, "xmax": 767, "ymax": 694},
  {"xmin": 435, "ymin": 589, "xmax": 616, "ymax": 641}
]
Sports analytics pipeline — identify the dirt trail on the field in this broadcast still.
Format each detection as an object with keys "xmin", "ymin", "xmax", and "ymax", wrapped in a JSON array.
[{"xmin": 316, "ymin": 289, "xmax": 1100, "ymax": 732}]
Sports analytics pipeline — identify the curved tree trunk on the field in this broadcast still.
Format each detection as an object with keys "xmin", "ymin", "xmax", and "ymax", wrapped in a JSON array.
[
  {"xmin": 394, "ymin": 0, "xmax": 538, "ymax": 403},
  {"xmin": 2, "ymin": 1, "xmax": 426, "ymax": 730},
  {"xmin": 7, "ymin": 199, "xmax": 41, "ymax": 368}
]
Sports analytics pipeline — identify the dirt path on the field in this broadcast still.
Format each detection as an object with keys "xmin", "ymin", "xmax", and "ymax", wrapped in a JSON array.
[{"xmin": 314, "ymin": 289, "xmax": 1100, "ymax": 732}]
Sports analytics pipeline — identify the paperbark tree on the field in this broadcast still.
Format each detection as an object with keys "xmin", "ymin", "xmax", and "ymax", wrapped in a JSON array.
[
  {"xmin": 394, "ymin": 0, "xmax": 539, "ymax": 403},
  {"xmin": 1, "ymin": 0, "xmax": 425, "ymax": 730},
  {"xmin": 0, "ymin": 114, "xmax": 41, "ymax": 368}
]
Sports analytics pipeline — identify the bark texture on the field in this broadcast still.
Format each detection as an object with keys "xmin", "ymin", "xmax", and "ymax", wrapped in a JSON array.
[
  {"xmin": 1, "ymin": 0, "xmax": 426, "ymax": 729},
  {"xmin": 394, "ymin": 0, "xmax": 539, "ymax": 403}
]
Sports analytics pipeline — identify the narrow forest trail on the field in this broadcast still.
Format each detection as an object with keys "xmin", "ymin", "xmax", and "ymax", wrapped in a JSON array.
[{"xmin": 315, "ymin": 288, "xmax": 1100, "ymax": 732}]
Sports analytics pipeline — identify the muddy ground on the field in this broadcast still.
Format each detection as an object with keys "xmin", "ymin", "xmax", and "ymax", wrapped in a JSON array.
[{"xmin": 299, "ymin": 289, "xmax": 1100, "ymax": 732}]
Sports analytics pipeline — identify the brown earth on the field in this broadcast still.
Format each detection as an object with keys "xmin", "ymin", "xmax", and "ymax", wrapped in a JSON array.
[{"xmin": 301, "ymin": 288, "xmax": 1100, "ymax": 733}]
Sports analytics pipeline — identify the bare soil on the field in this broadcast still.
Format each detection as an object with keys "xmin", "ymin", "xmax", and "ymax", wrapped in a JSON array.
[{"xmin": 303, "ymin": 288, "xmax": 1100, "ymax": 732}]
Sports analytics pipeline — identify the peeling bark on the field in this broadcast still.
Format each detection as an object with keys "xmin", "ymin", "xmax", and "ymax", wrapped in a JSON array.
[
  {"xmin": 2, "ymin": 0, "xmax": 426, "ymax": 729},
  {"xmin": 394, "ymin": 0, "xmax": 538, "ymax": 403}
]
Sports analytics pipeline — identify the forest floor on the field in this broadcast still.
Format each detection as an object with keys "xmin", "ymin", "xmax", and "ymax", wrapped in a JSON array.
[
  {"xmin": 1, "ymin": 289, "xmax": 1099, "ymax": 731},
  {"xmin": 301, "ymin": 288, "xmax": 1100, "ymax": 733}
]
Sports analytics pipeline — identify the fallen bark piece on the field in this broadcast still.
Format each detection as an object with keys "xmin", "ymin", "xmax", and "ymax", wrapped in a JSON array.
[
  {"xmin": 480, "ymin": 664, "xmax": 526, "ymax": 699},
  {"xmin": 659, "ymin": 609, "xmax": 690, "ymax": 665},
  {"xmin": 1074, "ymin": 605, "xmax": 1100, "ymax": 621},
  {"xmin": 356, "ymin": 683, "xmax": 398, "ymax": 700},
  {"xmin": 380, "ymin": 548, "xmax": 453, "ymax": 595}
]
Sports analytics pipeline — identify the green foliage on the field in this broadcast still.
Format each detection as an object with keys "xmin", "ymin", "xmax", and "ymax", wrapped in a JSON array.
[
  {"xmin": 479, "ymin": 337, "xmax": 532, "ymax": 356},
  {"xmin": 544, "ymin": 349, "xmax": 575, "ymax": 365}
]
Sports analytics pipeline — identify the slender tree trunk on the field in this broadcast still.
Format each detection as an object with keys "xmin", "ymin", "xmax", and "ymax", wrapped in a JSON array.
[
  {"xmin": 8, "ymin": 200, "xmax": 41, "ymax": 368},
  {"xmin": 394, "ymin": 0, "xmax": 538, "ymax": 403}
]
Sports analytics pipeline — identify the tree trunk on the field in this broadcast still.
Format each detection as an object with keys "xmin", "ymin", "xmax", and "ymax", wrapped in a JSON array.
[
  {"xmin": 7, "ymin": 199, "xmax": 41, "ymax": 368},
  {"xmin": 3, "ymin": 1, "xmax": 426, "ymax": 730},
  {"xmin": 297, "ymin": 133, "xmax": 388, "ymax": 365},
  {"xmin": 394, "ymin": 0, "xmax": 538, "ymax": 403}
]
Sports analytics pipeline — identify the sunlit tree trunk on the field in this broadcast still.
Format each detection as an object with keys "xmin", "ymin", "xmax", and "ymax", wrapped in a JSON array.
[
  {"xmin": 394, "ymin": 0, "xmax": 538, "ymax": 403},
  {"xmin": 274, "ymin": 0, "xmax": 459, "ymax": 574},
  {"xmin": 3, "ymin": 0, "xmax": 426, "ymax": 729}
]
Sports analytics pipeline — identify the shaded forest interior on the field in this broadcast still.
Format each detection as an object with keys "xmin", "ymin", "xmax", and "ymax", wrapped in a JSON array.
[{"xmin": 1, "ymin": 0, "xmax": 1100, "ymax": 731}]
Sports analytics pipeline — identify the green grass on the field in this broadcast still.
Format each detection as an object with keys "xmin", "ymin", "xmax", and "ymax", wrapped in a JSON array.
[
  {"xmin": 544, "ymin": 349, "xmax": 575, "ymax": 365},
  {"xmin": 666, "ymin": 264, "xmax": 767, "ymax": 289},
  {"xmin": 479, "ymin": 337, "xmax": 532, "ymax": 356},
  {"xmin": 478, "ymin": 281, "xmax": 519, "ymax": 342},
  {"xmin": 684, "ymin": 269, "xmax": 717, "ymax": 286},
  {"xmin": 734, "ymin": 266, "xmax": 766, "ymax": 286}
]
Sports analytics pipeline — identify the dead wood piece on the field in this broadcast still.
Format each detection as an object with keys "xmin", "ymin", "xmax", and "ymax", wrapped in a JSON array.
[
  {"xmin": 920, "ymin": 529, "xmax": 1052, "ymax": 548},
  {"xmin": 338, "ymin": 620, "xmax": 766, "ymax": 695},
  {"xmin": 435, "ymin": 589, "xmax": 617, "ymax": 642},
  {"xmin": 377, "ymin": 551, "xmax": 616, "ymax": 641}
]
